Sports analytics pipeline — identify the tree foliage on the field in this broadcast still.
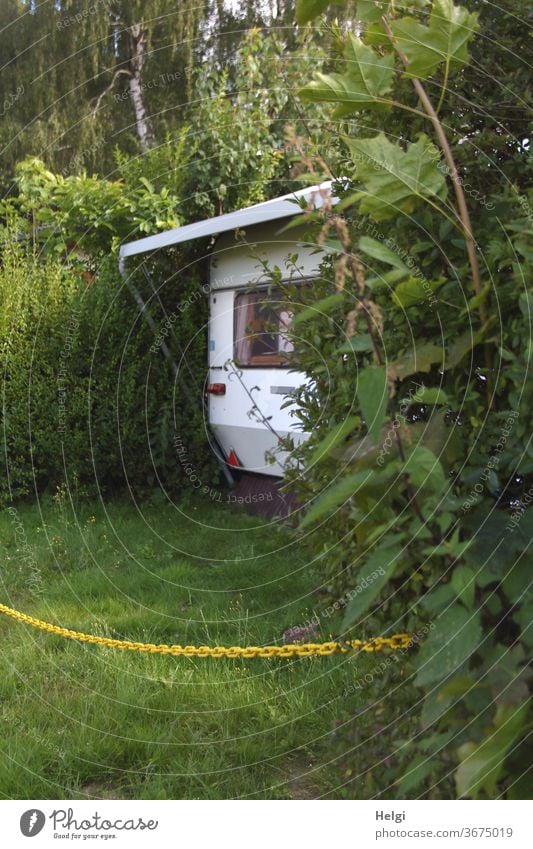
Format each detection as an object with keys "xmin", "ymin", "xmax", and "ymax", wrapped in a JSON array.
[{"xmin": 0, "ymin": 1, "xmax": 304, "ymax": 189}]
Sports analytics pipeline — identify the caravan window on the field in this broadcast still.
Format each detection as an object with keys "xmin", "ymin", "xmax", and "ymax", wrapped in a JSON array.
[{"xmin": 234, "ymin": 290, "xmax": 294, "ymax": 367}]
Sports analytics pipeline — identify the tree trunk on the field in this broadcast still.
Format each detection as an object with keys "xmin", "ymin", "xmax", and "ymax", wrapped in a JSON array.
[{"xmin": 127, "ymin": 22, "xmax": 155, "ymax": 152}]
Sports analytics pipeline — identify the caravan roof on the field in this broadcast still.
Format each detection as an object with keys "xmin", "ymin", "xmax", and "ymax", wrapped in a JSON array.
[{"xmin": 118, "ymin": 180, "xmax": 338, "ymax": 264}]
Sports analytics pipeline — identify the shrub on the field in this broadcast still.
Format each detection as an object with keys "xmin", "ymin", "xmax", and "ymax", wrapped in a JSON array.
[
  {"xmin": 0, "ymin": 238, "xmax": 216, "ymax": 506},
  {"xmin": 282, "ymin": 0, "xmax": 533, "ymax": 798}
]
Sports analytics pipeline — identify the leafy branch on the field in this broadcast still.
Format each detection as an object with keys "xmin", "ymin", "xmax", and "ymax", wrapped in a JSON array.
[{"xmin": 380, "ymin": 14, "xmax": 488, "ymax": 326}]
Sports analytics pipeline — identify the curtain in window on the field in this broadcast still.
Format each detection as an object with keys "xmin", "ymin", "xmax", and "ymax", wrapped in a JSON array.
[{"xmin": 234, "ymin": 294, "xmax": 257, "ymax": 363}]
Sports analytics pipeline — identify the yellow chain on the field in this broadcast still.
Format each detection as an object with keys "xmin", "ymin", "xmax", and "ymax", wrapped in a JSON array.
[{"xmin": 0, "ymin": 602, "xmax": 414, "ymax": 658}]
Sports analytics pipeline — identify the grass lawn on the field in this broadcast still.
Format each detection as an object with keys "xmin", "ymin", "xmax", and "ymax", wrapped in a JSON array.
[{"xmin": 0, "ymin": 493, "xmax": 407, "ymax": 799}]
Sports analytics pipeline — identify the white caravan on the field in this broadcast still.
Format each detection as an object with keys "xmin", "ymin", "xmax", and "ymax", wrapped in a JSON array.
[{"xmin": 119, "ymin": 181, "xmax": 337, "ymax": 478}]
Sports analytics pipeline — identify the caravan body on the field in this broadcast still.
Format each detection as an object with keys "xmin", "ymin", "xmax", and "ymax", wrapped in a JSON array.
[
  {"xmin": 119, "ymin": 181, "xmax": 337, "ymax": 479},
  {"xmin": 207, "ymin": 220, "xmax": 327, "ymax": 477}
]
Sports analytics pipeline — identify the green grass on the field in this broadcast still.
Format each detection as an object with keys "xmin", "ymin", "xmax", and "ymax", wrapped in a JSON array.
[{"xmin": 0, "ymin": 494, "xmax": 401, "ymax": 799}]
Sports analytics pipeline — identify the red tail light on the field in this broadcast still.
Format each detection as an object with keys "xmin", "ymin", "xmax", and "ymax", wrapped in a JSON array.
[
  {"xmin": 207, "ymin": 383, "xmax": 226, "ymax": 395},
  {"xmin": 227, "ymin": 449, "xmax": 242, "ymax": 468}
]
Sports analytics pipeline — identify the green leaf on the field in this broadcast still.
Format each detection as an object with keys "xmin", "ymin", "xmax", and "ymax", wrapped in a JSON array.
[
  {"xmin": 295, "ymin": 0, "xmax": 332, "ymax": 25},
  {"xmin": 337, "ymin": 431, "xmax": 382, "ymax": 468},
  {"xmin": 451, "ymin": 565, "xmax": 475, "ymax": 609},
  {"xmin": 357, "ymin": 364, "xmax": 388, "ymax": 440},
  {"xmin": 358, "ymin": 1, "xmax": 431, "ymax": 29},
  {"xmin": 420, "ymin": 730, "xmax": 455, "ymax": 754},
  {"xmin": 342, "ymin": 537, "xmax": 404, "ymax": 628},
  {"xmin": 456, "ymin": 702, "xmax": 529, "ymax": 798},
  {"xmin": 391, "ymin": 342, "xmax": 444, "ymax": 380},
  {"xmin": 404, "ymin": 444, "xmax": 446, "ymax": 494},
  {"xmin": 502, "ymin": 548, "xmax": 531, "ymax": 602},
  {"xmin": 438, "ymin": 675, "xmax": 477, "ymax": 700},
  {"xmin": 299, "ymin": 35, "xmax": 394, "ymax": 116},
  {"xmin": 421, "ymin": 583, "xmax": 456, "ymax": 615},
  {"xmin": 395, "ymin": 755, "xmax": 435, "ymax": 797},
  {"xmin": 507, "ymin": 771, "xmax": 533, "ymax": 801},
  {"xmin": 445, "ymin": 324, "xmax": 492, "ymax": 369},
  {"xmin": 420, "ymin": 677, "xmax": 470, "ymax": 728},
  {"xmin": 306, "ymin": 415, "xmax": 360, "ymax": 466},
  {"xmin": 364, "ymin": 22, "xmax": 389, "ymax": 47},
  {"xmin": 299, "ymin": 469, "xmax": 379, "ymax": 529},
  {"xmin": 355, "ymin": 1, "xmax": 390, "ymax": 23},
  {"xmin": 415, "ymin": 605, "xmax": 482, "ymax": 687},
  {"xmin": 414, "ymin": 386, "xmax": 448, "ymax": 405},
  {"xmin": 345, "ymin": 133, "xmax": 448, "ymax": 220},
  {"xmin": 462, "ymin": 507, "xmax": 532, "ymax": 589},
  {"xmin": 139, "ymin": 176, "xmax": 155, "ymax": 193},
  {"xmin": 359, "ymin": 235, "xmax": 409, "ymax": 271},
  {"xmin": 461, "ymin": 282, "xmax": 491, "ymax": 316},
  {"xmin": 392, "ymin": 275, "xmax": 443, "ymax": 308},
  {"xmin": 367, "ymin": 268, "xmax": 408, "ymax": 291},
  {"xmin": 516, "ymin": 599, "xmax": 533, "ymax": 649},
  {"xmin": 391, "ymin": 0, "xmax": 479, "ymax": 80},
  {"xmin": 485, "ymin": 645, "xmax": 530, "ymax": 707},
  {"xmin": 293, "ymin": 292, "xmax": 344, "ymax": 325},
  {"xmin": 519, "ymin": 292, "xmax": 533, "ymax": 317},
  {"xmin": 337, "ymin": 333, "xmax": 374, "ymax": 353}
]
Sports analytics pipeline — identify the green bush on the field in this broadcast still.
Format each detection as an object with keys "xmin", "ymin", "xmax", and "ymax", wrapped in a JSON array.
[{"xmin": 0, "ymin": 239, "xmax": 215, "ymax": 507}]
